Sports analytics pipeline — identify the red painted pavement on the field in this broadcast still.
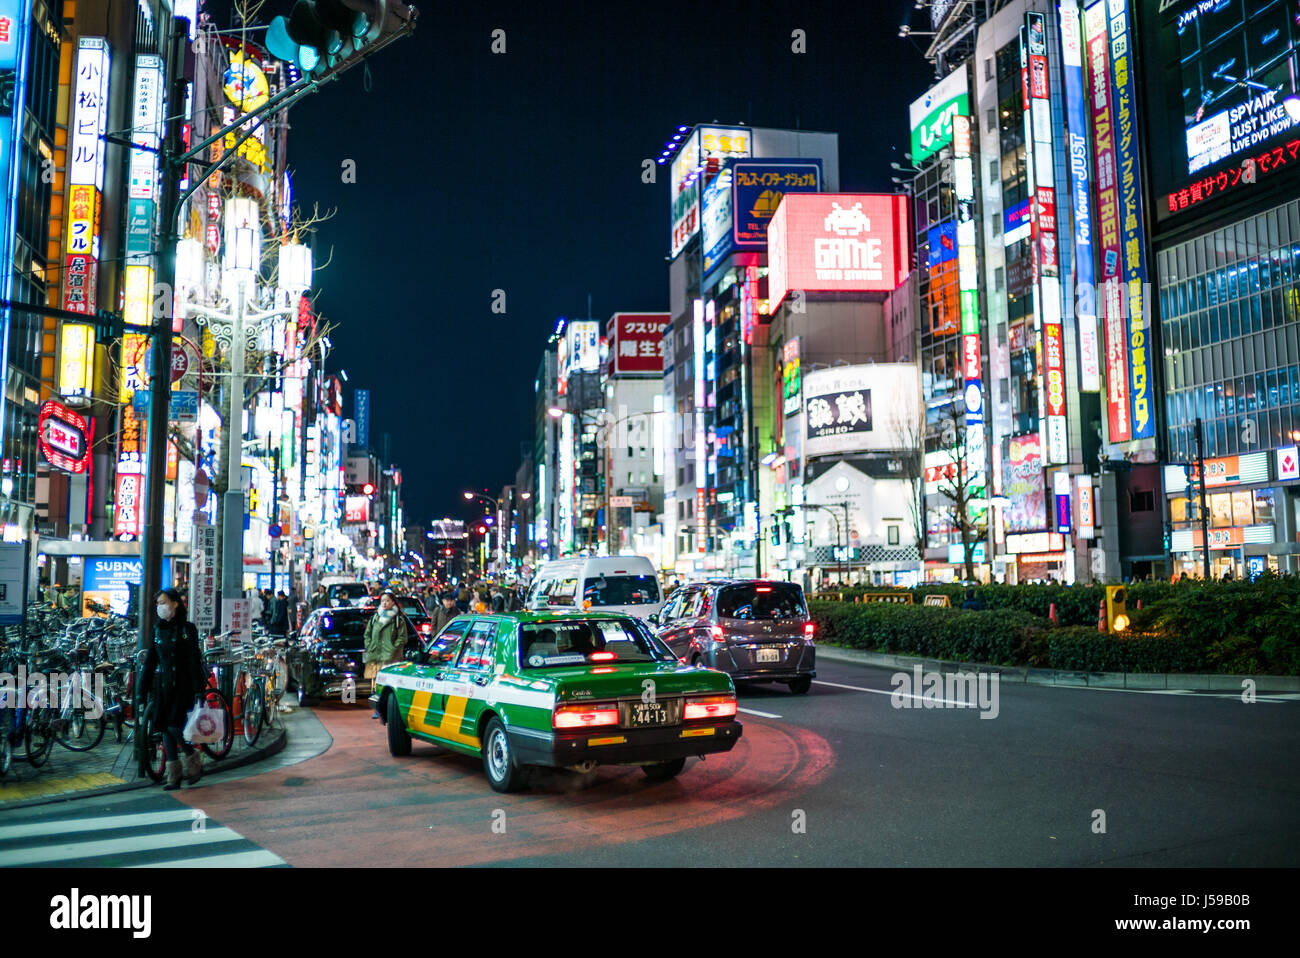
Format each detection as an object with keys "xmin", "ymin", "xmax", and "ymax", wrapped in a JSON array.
[{"xmin": 177, "ymin": 703, "xmax": 835, "ymax": 866}]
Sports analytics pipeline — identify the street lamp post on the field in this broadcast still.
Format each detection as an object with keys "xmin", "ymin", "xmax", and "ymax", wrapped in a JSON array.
[
  {"xmin": 183, "ymin": 199, "xmax": 311, "ymax": 612},
  {"xmin": 464, "ymin": 491, "xmax": 501, "ymax": 572}
]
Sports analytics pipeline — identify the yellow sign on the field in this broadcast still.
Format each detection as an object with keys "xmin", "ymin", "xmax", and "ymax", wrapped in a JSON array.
[
  {"xmin": 923, "ymin": 594, "xmax": 951, "ymax": 607},
  {"xmin": 119, "ymin": 333, "xmax": 148, "ymax": 401},
  {"xmin": 858, "ymin": 593, "xmax": 915, "ymax": 605},
  {"xmin": 58, "ymin": 323, "xmax": 96, "ymax": 397},
  {"xmin": 222, "ymin": 51, "xmax": 269, "ymax": 111},
  {"xmin": 123, "ymin": 264, "xmax": 153, "ymax": 327},
  {"xmin": 66, "ymin": 185, "xmax": 98, "ymax": 255}
]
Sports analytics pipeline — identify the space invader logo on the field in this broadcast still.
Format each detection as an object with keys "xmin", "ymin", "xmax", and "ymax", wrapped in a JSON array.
[{"xmin": 823, "ymin": 202, "xmax": 870, "ymax": 236}]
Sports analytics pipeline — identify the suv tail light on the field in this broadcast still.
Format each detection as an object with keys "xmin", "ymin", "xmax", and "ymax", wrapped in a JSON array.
[
  {"xmin": 683, "ymin": 693, "xmax": 738, "ymax": 720},
  {"xmin": 553, "ymin": 703, "xmax": 619, "ymax": 729},
  {"xmin": 710, "ymin": 625, "xmax": 724, "ymax": 640},
  {"xmin": 420, "ymin": 622, "xmax": 432, "ymax": 635},
  {"xmin": 804, "ymin": 622, "xmax": 815, "ymax": 640}
]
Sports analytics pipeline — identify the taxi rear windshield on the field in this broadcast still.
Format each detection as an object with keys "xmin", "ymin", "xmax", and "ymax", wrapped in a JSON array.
[
  {"xmin": 519, "ymin": 618, "xmax": 672, "ymax": 669},
  {"xmin": 582, "ymin": 574, "xmax": 661, "ymax": 606},
  {"xmin": 716, "ymin": 583, "xmax": 807, "ymax": 620}
]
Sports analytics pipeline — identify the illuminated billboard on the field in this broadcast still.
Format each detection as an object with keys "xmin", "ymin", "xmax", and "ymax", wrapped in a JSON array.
[
  {"xmin": 909, "ymin": 66, "xmax": 970, "ymax": 164},
  {"xmin": 731, "ymin": 158, "xmax": 821, "ymax": 248},
  {"xmin": 767, "ymin": 193, "xmax": 910, "ymax": 309},
  {"xmin": 801, "ymin": 364, "xmax": 919, "ymax": 459},
  {"xmin": 669, "ymin": 125, "xmax": 752, "ymax": 260},
  {"xmin": 607, "ymin": 313, "xmax": 669, "ymax": 376},
  {"xmin": 1001, "ymin": 433, "xmax": 1047, "ymax": 534}
]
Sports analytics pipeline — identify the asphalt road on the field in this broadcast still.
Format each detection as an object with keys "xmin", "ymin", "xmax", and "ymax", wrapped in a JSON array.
[{"xmin": 3, "ymin": 656, "xmax": 1297, "ymax": 867}]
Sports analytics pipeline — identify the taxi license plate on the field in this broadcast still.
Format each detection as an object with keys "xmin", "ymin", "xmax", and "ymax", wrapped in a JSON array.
[
  {"xmin": 630, "ymin": 703, "xmax": 670, "ymax": 727},
  {"xmin": 756, "ymin": 648, "xmax": 781, "ymax": 663}
]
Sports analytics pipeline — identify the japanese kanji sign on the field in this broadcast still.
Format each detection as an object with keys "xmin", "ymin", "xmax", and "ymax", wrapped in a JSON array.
[{"xmin": 607, "ymin": 313, "xmax": 669, "ymax": 376}]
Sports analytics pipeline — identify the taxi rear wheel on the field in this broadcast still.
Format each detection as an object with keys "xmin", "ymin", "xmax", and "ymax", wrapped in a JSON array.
[
  {"xmin": 483, "ymin": 717, "xmax": 524, "ymax": 793},
  {"xmin": 641, "ymin": 757, "xmax": 686, "ymax": 781},
  {"xmin": 386, "ymin": 693, "xmax": 411, "ymax": 756}
]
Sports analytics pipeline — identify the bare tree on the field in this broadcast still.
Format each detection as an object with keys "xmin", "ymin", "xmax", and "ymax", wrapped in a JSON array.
[{"xmin": 930, "ymin": 400, "xmax": 987, "ymax": 582}]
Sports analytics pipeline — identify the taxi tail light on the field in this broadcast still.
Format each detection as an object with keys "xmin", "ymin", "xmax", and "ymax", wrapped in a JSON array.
[
  {"xmin": 420, "ymin": 623, "xmax": 432, "ymax": 634},
  {"xmin": 553, "ymin": 703, "xmax": 620, "ymax": 729},
  {"xmin": 683, "ymin": 693, "xmax": 738, "ymax": 720}
]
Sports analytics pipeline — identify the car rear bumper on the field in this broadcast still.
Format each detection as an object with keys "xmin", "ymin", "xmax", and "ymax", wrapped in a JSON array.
[
  {"xmin": 508, "ymin": 720, "xmax": 742, "ymax": 767},
  {"xmin": 730, "ymin": 668, "xmax": 817, "ymax": 682}
]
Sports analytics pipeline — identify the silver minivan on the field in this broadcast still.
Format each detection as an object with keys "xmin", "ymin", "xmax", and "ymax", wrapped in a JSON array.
[
  {"xmin": 651, "ymin": 579, "xmax": 815, "ymax": 694},
  {"xmin": 525, "ymin": 556, "xmax": 665, "ymax": 621}
]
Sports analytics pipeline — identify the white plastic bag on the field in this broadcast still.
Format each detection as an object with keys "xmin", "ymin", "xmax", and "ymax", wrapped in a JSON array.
[{"xmin": 183, "ymin": 699, "xmax": 225, "ymax": 744}]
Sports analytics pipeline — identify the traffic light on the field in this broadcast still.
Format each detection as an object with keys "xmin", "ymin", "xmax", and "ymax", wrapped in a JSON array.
[
  {"xmin": 266, "ymin": 0, "xmax": 407, "ymax": 77},
  {"xmin": 769, "ymin": 516, "xmax": 781, "ymax": 546},
  {"xmin": 477, "ymin": 525, "xmax": 487, "ymax": 535},
  {"xmin": 1105, "ymin": 585, "xmax": 1129, "ymax": 633},
  {"xmin": 362, "ymin": 482, "xmax": 375, "ymax": 495}
]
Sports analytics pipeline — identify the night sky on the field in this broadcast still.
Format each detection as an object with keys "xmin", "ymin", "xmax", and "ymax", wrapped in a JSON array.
[{"xmin": 245, "ymin": 0, "xmax": 937, "ymax": 523}]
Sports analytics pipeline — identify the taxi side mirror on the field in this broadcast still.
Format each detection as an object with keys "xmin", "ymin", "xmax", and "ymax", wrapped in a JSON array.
[{"xmin": 647, "ymin": 612, "xmax": 660, "ymax": 626}]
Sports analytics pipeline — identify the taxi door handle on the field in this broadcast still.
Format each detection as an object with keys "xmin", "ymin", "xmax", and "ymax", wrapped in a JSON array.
[
  {"xmin": 472, "ymin": 676, "xmax": 490, "ymax": 686},
  {"xmin": 434, "ymin": 671, "xmax": 447, "ymax": 680}
]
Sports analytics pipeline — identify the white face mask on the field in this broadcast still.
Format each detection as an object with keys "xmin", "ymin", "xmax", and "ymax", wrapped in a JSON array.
[{"xmin": 157, "ymin": 603, "xmax": 173, "ymax": 621}]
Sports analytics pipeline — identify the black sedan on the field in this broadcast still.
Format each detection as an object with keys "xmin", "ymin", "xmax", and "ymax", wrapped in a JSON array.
[{"xmin": 292, "ymin": 607, "xmax": 419, "ymax": 705}]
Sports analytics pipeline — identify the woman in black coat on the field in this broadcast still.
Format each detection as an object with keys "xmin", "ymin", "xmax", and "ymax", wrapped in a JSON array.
[{"xmin": 139, "ymin": 588, "xmax": 209, "ymax": 789}]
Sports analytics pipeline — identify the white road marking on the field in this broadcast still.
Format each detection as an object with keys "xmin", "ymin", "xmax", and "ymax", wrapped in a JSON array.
[
  {"xmin": 812, "ymin": 679, "xmax": 978, "ymax": 708},
  {"xmin": 816, "ymin": 676, "xmax": 1298, "ymax": 704},
  {"xmin": 128, "ymin": 849, "xmax": 286, "ymax": 868},
  {"xmin": 0, "ymin": 808, "xmax": 197, "ymax": 842},
  {"xmin": 0, "ymin": 826, "xmax": 248, "ymax": 866},
  {"xmin": 737, "ymin": 706, "xmax": 782, "ymax": 719}
]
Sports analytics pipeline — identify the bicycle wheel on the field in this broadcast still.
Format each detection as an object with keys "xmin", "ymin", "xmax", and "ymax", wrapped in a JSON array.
[
  {"xmin": 0, "ymin": 708, "xmax": 13, "ymax": 777},
  {"xmin": 140, "ymin": 703, "xmax": 166, "ymax": 783},
  {"xmin": 198, "ymin": 690, "xmax": 234, "ymax": 760},
  {"xmin": 242, "ymin": 681, "xmax": 264, "ymax": 747},
  {"xmin": 25, "ymin": 708, "xmax": 55, "ymax": 767},
  {"xmin": 56, "ymin": 686, "xmax": 107, "ymax": 752}
]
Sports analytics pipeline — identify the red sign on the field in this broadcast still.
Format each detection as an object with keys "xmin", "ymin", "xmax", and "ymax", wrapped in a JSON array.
[
  {"xmin": 38, "ymin": 401, "xmax": 92, "ymax": 474},
  {"xmin": 62, "ymin": 255, "xmax": 97, "ymax": 314},
  {"xmin": 767, "ymin": 193, "xmax": 910, "ymax": 309},
  {"xmin": 344, "ymin": 495, "xmax": 368, "ymax": 523},
  {"xmin": 114, "ymin": 473, "xmax": 143, "ymax": 536},
  {"xmin": 607, "ymin": 313, "xmax": 670, "ymax": 375},
  {"xmin": 962, "ymin": 332, "xmax": 981, "ymax": 381},
  {"xmin": 1029, "ymin": 54, "xmax": 1048, "ymax": 99},
  {"xmin": 1035, "ymin": 187, "xmax": 1056, "ymax": 233}
]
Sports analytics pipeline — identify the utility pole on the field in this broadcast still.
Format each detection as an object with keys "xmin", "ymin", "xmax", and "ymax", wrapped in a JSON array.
[
  {"xmin": 135, "ymin": 17, "xmax": 188, "ymax": 773},
  {"xmin": 1195, "ymin": 417, "xmax": 1211, "ymax": 580}
]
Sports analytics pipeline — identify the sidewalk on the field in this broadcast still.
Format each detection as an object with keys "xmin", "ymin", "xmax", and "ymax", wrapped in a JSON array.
[
  {"xmin": 0, "ymin": 708, "xmax": 290, "ymax": 811},
  {"xmin": 815, "ymin": 644, "xmax": 1300, "ymax": 693}
]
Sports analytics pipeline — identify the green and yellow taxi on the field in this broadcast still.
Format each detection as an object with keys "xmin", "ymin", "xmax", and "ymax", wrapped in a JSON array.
[{"xmin": 370, "ymin": 609, "xmax": 743, "ymax": 792}]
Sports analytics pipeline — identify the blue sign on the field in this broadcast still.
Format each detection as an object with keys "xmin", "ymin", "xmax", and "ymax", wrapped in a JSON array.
[
  {"xmin": 702, "ymin": 167, "xmax": 734, "ymax": 276},
  {"xmin": 731, "ymin": 158, "xmax": 822, "ymax": 249},
  {"xmin": 0, "ymin": 0, "xmax": 33, "ymax": 461},
  {"xmin": 1003, "ymin": 198, "xmax": 1032, "ymax": 241},
  {"xmin": 256, "ymin": 573, "xmax": 290, "ymax": 593},
  {"xmin": 927, "ymin": 223, "xmax": 956, "ymax": 267},
  {"xmin": 83, "ymin": 556, "xmax": 174, "ymax": 615},
  {"xmin": 1056, "ymin": 494, "xmax": 1071, "ymax": 534},
  {"xmin": 354, "ymin": 388, "xmax": 371, "ymax": 449},
  {"xmin": 132, "ymin": 389, "xmax": 199, "ymax": 423},
  {"xmin": 1247, "ymin": 557, "xmax": 1265, "ymax": 582}
]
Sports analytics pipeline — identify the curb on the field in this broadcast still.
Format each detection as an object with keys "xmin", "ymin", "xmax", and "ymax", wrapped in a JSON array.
[
  {"xmin": 813, "ymin": 644, "xmax": 1300, "ymax": 693},
  {"xmin": 0, "ymin": 722, "xmax": 289, "ymax": 813}
]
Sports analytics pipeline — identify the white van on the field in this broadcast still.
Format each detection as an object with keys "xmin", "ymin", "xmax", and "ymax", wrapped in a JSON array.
[{"xmin": 526, "ymin": 556, "xmax": 664, "ymax": 620}]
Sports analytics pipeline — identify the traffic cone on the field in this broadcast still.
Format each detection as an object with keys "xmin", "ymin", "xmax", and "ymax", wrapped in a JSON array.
[
  {"xmin": 1136, "ymin": 599, "xmax": 1142, "ymax": 610},
  {"xmin": 1049, "ymin": 602, "xmax": 1058, "ymax": 625},
  {"xmin": 231, "ymin": 673, "xmax": 244, "ymax": 737},
  {"xmin": 1097, "ymin": 599, "xmax": 1106, "ymax": 633}
]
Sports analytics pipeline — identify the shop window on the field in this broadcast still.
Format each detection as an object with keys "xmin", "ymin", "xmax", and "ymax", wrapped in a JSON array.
[
  {"xmin": 1209, "ymin": 492, "xmax": 1233, "ymax": 528},
  {"xmin": 1254, "ymin": 488, "xmax": 1275, "ymax": 524}
]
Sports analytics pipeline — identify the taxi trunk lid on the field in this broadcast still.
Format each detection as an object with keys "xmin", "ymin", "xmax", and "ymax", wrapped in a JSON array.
[{"xmin": 553, "ymin": 663, "xmax": 730, "ymax": 704}]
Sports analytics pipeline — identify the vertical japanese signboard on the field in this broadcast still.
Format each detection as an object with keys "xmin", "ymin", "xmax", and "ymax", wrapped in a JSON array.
[
  {"xmin": 1084, "ymin": 0, "xmax": 1131, "ymax": 442},
  {"xmin": 1059, "ymin": 1, "xmax": 1101, "ymax": 393},
  {"xmin": 0, "ymin": 2, "xmax": 33, "ymax": 456},
  {"xmin": 189, "ymin": 516, "xmax": 218, "ymax": 632},
  {"xmin": 65, "ymin": 37, "xmax": 110, "ymax": 318},
  {"xmin": 952, "ymin": 114, "xmax": 985, "ymax": 495},
  {"xmin": 1106, "ymin": 0, "xmax": 1154, "ymax": 442}
]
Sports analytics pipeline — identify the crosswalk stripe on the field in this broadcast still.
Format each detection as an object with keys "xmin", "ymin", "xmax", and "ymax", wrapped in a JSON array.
[
  {"xmin": 0, "ymin": 809, "xmax": 196, "ymax": 842},
  {"xmin": 0, "ymin": 826, "xmax": 249, "ymax": 867},
  {"xmin": 128, "ymin": 849, "xmax": 286, "ymax": 868}
]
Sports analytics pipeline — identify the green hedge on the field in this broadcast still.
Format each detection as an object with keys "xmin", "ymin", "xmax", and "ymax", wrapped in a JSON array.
[{"xmin": 809, "ymin": 576, "xmax": 1300, "ymax": 675}]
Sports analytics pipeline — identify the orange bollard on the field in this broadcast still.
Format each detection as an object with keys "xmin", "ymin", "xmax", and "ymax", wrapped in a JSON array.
[
  {"xmin": 1097, "ymin": 599, "xmax": 1106, "ymax": 633},
  {"xmin": 1136, "ymin": 598, "xmax": 1142, "ymax": 610},
  {"xmin": 1049, "ymin": 602, "xmax": 1058, "ymax": 625}
]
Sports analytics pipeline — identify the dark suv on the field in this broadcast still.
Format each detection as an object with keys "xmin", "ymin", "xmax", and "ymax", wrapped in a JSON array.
[{"xmin": 651, "ymin": 579, "xmax": 815, "ymax": 694}]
